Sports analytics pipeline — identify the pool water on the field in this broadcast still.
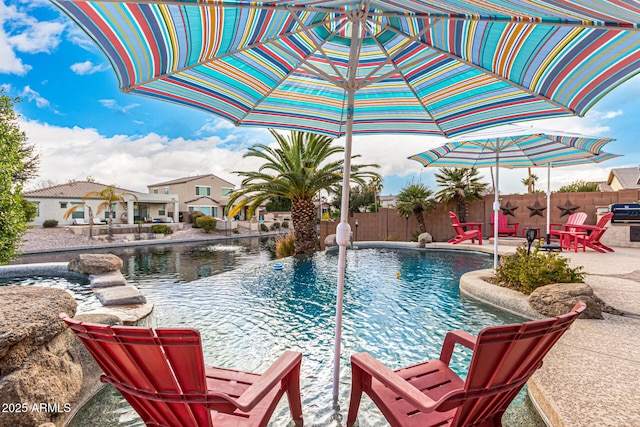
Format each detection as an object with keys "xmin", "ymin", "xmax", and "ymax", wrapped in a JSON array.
[{"xmin": 60, "ymin": 247, "xmax": 543, "ymax": 427}]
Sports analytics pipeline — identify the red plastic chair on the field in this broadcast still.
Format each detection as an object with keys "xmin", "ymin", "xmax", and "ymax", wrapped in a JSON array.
[
  {"xmin": 60, "ymin": 314, "xmax": 304, "ymax": 427},
  {"xmin": 489, "ymin": 213, "xmax": 519, "ymax": 237},
  {"xmin": 572, "ymin": 212, "xmax": 615, "ymax": 253},
  {"xmin": 547, "ymin": 212, "xmax": 587, "ymax": 243},
  {"xmin": 447, "ymin": 211, "xmax": 482, "ymax": 245},
  {"xmin": 347, "ymin": 302, "xmax": 586, "ymax": 427}
]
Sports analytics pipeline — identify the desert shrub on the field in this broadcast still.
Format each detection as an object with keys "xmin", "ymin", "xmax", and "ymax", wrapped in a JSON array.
[
  {"xmin": 43, "ymin": 219, "xmax": 58, "ymax": 228},
  {"xmin": 270, "ymin": 222, "xmax": 281, "ymax": 230},
  {"xmin": 275, "ymin": 233, "xmax": 295, "ymax": 258},
  {"xmin": 190, "ymin": 212, "xmax": 205, "ymax": 227},
  {"xmin": 196, "ymin": 215, "xmax": 217, "ymax": 233},
  {"xmin": 260, "ymin": 223, "xmax": 269, "ymax": 232},
  {"xmin": 282, "ymin": 221, "xmax": 289, "ymax": 229},
  {"xmin": 491, "ymin": 245, "xmax": 586, "ymax": 294},
  {"xmin": 411, "ymin": 231, "xmax": 421, "ymax": 242},
  {"xmin": 150, "ymin": 224, "xmax": 173, "ymax": 234}
]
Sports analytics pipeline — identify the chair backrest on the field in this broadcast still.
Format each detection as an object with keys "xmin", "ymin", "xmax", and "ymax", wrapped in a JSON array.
[
  {"xmin": 565, "ymin": 212, "xmax": 588, "ymax": 232},
  {"xmin": 449, "ymin": 211, "xmax": 465, "ymax": 235},
  {"xmin": 588, "ymin": 212, "xmax": 614, "ymax": 242},
  {"xmin": 446, "ymin": 302, "xmax": 585, "ymax": 426},
  {"xmin": 60, "ymin": 315, "xmax": 212, "ymax": 427},
  {"xmin": 490, "ymin": 213, "xmax": 508, "ymax": 227}
]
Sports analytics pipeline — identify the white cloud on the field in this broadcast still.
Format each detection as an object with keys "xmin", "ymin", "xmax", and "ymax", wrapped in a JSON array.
[
  {"xmin": 196, "ymin": 118, "xmax": 236, "ymax": 134},
  {"xmin": 99, "ymin": 99, "xmax": 140, "ymax": 113},
  {"xmin": 70, "ymin": 60, "xmax": 109, "ymax": 75},
  {"xmin": 8, "ymin": 20, "xmax": 64, "ymax": 53},
  {"xmin": 21, "ymin": 85, "xmax": 49, "ymax": 108},
  {"xmin": 20, "ymin": 120, "xmax": 269, "ymax": 193}
]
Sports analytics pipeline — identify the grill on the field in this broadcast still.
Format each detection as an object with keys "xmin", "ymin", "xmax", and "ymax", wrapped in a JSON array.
[{"xmin": 610, "ymin": 203, "xmax": 640, "ymax": 224}]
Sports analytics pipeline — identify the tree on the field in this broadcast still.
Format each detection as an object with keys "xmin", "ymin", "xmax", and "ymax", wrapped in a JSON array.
[
  {"xmin": 64, "ymin": 185, "xmax": 137, "ymax": 239},
  {"xmin": 367, "ymin": 176, "xmax": 383, "ymax": 212},
  {"xmin": 395, "ymin": 182, "xmax": 435, "ymax": 234},
  {"xmin": 0, "ymin": 92, "xmax": 39, "ymax": 264},
  {"xmin": 265, "ymin": 196, "xmax": 292, "ymax": 212},
  {"xmin": 556, "ymin": 180, "xmax": 600, "ymax": 193},
  {"xmin": 329, "ymin": 184, "xmax": 375, "ymax": 214},
  {"xmin": 227, "ymin": 130, "xmax": 380, "ymax": 254},
  {"xmin": 434, "ymin": 168, "xmax": 488, "ymax": 223},
  {"xmin": 522, "ymin": 169, "xmax": 539, "ymax": 193}
]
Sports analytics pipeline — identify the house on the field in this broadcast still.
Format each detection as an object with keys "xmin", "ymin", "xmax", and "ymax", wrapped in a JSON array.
[
  {"xmin": 24, "ymin": 181, "xmax": 179, "ymax": 226},
  {"xmin": 601, "ymin": 167, "xmax": 640, "ymax": 191},
  {"xmin": 147, "ymin": 174, "xmax": 236, "ymax": 219},
  {"xmin": 379, "ymin": 194, "xmax": 397, "ymax": 208}
]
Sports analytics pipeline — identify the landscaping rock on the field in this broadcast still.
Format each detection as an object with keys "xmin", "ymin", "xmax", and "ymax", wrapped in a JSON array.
[
  {"xmin": 528, "ymin": 283, "xmax": 603, "ymax": 319},
  {"xmin": 325, "ymin": 233, "xmax": 337, "ymax": 247},
  {"xmin": 0, "ymin": 287, "xmax": 80, "ymax": 427},
  {"xmin": 68, "ymin": 253, "xmax": 123, "ymax": 275},
  {"xmin": 89, "ymin": 270, "xmax": 127, "ymax": 288},
  {"xmin": 94, "ymin": 285, "xmax": 146, "ymax": 306},
  {"xmin": 418, "ymin": 232, "xmax": 433, "ymax": 247}
]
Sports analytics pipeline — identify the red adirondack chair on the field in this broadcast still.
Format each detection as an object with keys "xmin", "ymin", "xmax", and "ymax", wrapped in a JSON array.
[
  {"xmin": 60, "ymin": 314, "xmax": 304, "ymax": 427},
  {"xmin": 346, "ymin": 302, "xmax": 586, "ymax": 427},
  {"xmin": 447, "ymin": 211, "xmax": 482, "ymax": 245},
  {"xmin": 489, "ymin": 213, "xmax": 519, "ymax": 237},
  {"xmin": 571, "ymin": 212, "xmax": 615, "ymax": 253},
  {"xmin": 547, "ymin": 211, "xmax": 587, "ymax": 243}
]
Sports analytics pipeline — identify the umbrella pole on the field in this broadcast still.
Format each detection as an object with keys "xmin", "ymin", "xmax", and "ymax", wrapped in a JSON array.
[
  {"xmin": 546, "ymin": 163, "xmax": 551, "ymax": 238},
  {"xmin": 493, "ymin": 151, "xmax": 500, "ymax": 270}
]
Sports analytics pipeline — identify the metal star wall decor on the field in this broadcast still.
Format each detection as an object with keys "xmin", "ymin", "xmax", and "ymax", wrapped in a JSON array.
[
  {"xmin": 527, "ymin": 199, "xmax": 546, "ymax": 217},
  {"xmin": 557, "ymin": 199, "xmax": 580, "ymax": 217},
  {"xmin": 500, "ymin": 200, "xmax": 518, "ymax": 216}
]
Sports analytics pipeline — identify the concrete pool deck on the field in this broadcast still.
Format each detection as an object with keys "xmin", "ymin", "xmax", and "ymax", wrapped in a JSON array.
[{"xmin": 451, "ymin": 241, "xmax": 640, "ymax": 427}]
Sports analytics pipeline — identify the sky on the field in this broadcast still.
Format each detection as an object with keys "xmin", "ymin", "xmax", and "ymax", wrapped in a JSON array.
[{"xmin": 2, "ymin": 0, "xmax": 640, "ymax": 198}]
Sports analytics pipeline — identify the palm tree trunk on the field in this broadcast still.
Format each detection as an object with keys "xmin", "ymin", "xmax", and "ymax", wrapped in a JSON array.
[
  {"xmin": 291, "ymin": 197, "xmax": 318, "ymax": 254},
  {"xmin": 413, "ymin": 208, "xmax": 427, "ymax": 233}
]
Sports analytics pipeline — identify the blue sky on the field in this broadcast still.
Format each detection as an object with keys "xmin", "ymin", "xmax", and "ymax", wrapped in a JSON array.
[{"xmin": 2, "ymin": 0, "xmax": 640, "ymax": 197}]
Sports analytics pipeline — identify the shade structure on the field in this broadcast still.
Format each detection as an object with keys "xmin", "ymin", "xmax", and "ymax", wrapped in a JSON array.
[
  {"xmin": 409, "ymin": 125, "xmax": 616, "ymax": 269},
  {"xmin": 51, "ymin": 0, "xmax": 640, "ymax": 403}
]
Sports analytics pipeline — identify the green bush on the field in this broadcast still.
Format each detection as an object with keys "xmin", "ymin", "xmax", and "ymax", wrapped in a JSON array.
[
  {"xmin": 191, "ymin": 212, "xmax": 205, "ymax": 228},
  {"xmin": 491, "ymin": 245, "xmax": 586, "ymax": 294},
  {"xmin": 270, "ymin": 222, "xmax": 281, "ymax": 230},
  {"xmin": 275, "ymin": 233, "xmax": 295, "ymax": 258},
  {"xmin": 410, "ymin": 231, "xmax": 421, "ymax": 242},
  {"xmin": 196, "ymin": 215, "xmax": 217, "ymax": 233},
  {"xmin": 150, "ymin": 224, "xmax": 173, "ymax": 234},
  {"xmin": 260, "ymin": 223, "xmax": 269, "ymax": 232},
  {"xmin": 282, "ymin": 221, "xmax": 289, "ymax": 229},
  {"xmin": 43, "ymin": 219, "xmax": 58, "ymax": 228},
  {"xmin": 232, "ymin": 227, "xmax": 240, "ymax": 234}
]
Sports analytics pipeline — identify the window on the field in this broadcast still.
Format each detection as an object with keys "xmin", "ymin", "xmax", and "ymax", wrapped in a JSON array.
[
  {"xmin": 164, "ymin": 187, "xmax": 170, "ymax": 194},
  {"xmin": 153, "ymin": 189, "xmax": 159, "ymax": 194},
  {"xmin": 71, "ymin": 202, "xmax": 84, "ymax": 219},
  {"xmin": 159, "ymin": 205, "xmax": 166, "ymax": 216},
  {"xmin": 104, "ymin": 203, "xmax": 117, "ymax": 219},
  {"xmin": 59, "ymin": 202, "xmax": 67, "ymax": 209},
  {"xmin": 221, "ymin": 187, "xmax": 234, "ymax": 197},
  {"xmin": 195, "ymin": 186, "xmax": 211, "ymax": 196},
  {"xmin": 212, "ymin": 207, "xmax": 218, "ymax": 218},
  {"xmin": 34, "ymin": 202, "xmax": 40, "ymax": 217}
]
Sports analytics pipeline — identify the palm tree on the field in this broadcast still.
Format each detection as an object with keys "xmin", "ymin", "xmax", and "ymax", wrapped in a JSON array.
[
  {"xmin": 227, "ymin": 130, "xmax": 380, "ymax": 254},
  {"xmin": 367, "ymin": 176, "xmax": 383, "ymax": 212},
  {"xmin": 395, "ymin": 182, "xmax": 435, "ymax": 234},
  {"xmin": 522, "ymin": 169, "xmax": 539, "ymax": 193},
  {"xmin": 434, "ymin": 168, "xmax": 488, "ymax": 223},
  {"xmin": 64, "ymin": 185, "xmax": 137, "ymax": 239}
]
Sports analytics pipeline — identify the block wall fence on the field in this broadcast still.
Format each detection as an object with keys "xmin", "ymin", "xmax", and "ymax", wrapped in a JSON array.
[{"xmin": 319, "ymin": 189, "xmax": 640, "ymax": 249}]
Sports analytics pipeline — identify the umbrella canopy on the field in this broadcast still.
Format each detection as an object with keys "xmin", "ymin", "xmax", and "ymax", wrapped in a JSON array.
[
  {"xmin": 409, "ymin": 125, "xmax": 616, "ymax": 268},
  {"xmin": 52, "ymin": 0, "xmax": 640, "ymax": 401}
]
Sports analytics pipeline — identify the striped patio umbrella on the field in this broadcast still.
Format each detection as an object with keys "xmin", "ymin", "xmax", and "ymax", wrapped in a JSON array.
[
  {"xmin": 51, "ymin": 0, "xmax": 640, "ymax": 400},
  {"xmin": 409, "ymin": 124, "xmax": 617, "ymax": 268}
]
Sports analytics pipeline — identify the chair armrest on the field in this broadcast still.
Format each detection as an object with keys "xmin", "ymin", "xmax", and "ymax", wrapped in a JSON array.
[
  {"xmin": 351, "ymin": 352, "xmax": 440, "ymax": 413},
  {"xmin": 459, "ymin": 222, "xmax": 482, "ymax": 229},
  {"xmin": 439, "ymin": 330, "xmax": 477, "ymax": 364},
  {"xmin": 232, "ymin": 350, "xmax": 302, "ymax": 412},
  {"xmin": 570, "ymin": 224, "xmax": 603, "ymax": 232}
]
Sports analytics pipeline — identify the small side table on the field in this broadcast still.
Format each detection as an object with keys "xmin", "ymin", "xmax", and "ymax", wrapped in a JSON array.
[{"xmin": 558, "ymin": 231, "xmax": 586, "ymax": 252}]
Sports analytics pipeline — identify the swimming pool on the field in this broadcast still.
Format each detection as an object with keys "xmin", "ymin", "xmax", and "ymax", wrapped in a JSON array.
[{"xmin": 61, "ymin": 247, "xmax": 542, "ymax": 426}]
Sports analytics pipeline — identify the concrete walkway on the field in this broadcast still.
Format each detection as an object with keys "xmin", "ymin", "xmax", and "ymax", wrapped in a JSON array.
[{"xmin": 457, "ymin": 243, "xmax": 640, "ymax": 427}]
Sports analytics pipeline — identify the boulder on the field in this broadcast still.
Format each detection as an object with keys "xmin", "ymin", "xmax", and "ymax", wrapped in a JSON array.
[
  {"xmin": 94, "ymin": 285, "xmax": 146, "ymax": 306},
  {"xmin": 0, "ymin": 287, "xmax": 80, "ymax": 427},
  {"xmin": 418, "ymin": 232, "xmax": 433, "ymax": 247},
  {"xmin": 528, "ymin": 282, "xmax": 603, "ymax": 319},
  {"xmin": 89, "ymin": 270, "xmax": 127, "ymax": 288},
  {"xmin": 325, "ymin": 234, "xmax": 337, "ymax": 247},
  {"xmin": 68, "ymin": 254, "xmax": 123, "ymax": 275}
]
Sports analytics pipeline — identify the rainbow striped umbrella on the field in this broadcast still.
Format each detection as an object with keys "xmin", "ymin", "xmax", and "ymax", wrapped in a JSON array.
[
  {"xmin": 51, "ymin": 0, "xmax": 640, "ymax": 400},
  {"xmin": 409, "ymin": 124, "xmax": 617, "ymax": 268}
]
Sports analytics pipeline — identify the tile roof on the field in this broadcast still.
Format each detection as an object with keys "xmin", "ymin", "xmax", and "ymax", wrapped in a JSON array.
[
  {"xmin": 148, "ymin": 173, "xmax": 235, "ymax": 187},
  {"xmin": 24, "ymin": 181, "xmax": 139, "ymax": 199},
  {"xmin": 608, "ymin": 167, "xmax": 640, "ymax": 189}
]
